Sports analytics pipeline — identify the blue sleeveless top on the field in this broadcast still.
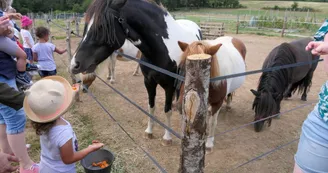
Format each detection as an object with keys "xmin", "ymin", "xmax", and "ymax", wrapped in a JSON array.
[
  {"xmin": 317, "ymin": 82, "xmax": 328, "ymax": 122},
  {"xmin": 0, "ymin": 10, "xmax": 17, "ymax": 79}
]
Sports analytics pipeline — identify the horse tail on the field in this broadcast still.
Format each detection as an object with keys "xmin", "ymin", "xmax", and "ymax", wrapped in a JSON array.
[{"xmin": 292, "ymin": 56, "xmax": 319, "ymax": 95}]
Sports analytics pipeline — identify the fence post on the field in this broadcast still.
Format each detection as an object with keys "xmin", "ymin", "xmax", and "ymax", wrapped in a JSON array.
[
  {"xmin": 179, "ymin": 54, "xmax": 211, "ymax": 173},
  {"xmin": 66, "ymin": 21, "xmax": 80, "ymax": 102},
  {"xmin": 281, "ymin": 16, "xmax": 287, "ymax": 37},
  {"xmin": 31, "ymin": 13, "xmax": 36, "ymax": 41},
  {"xmin": 47, "ymin": 14, "xmax": 52, "ymax": 43},
  {"xmin": 75, "ymin": 13, "xmax": 80, "ymax": 37},
  {"xmin": 236, "ymin": 14, "xmax": 240, "ymax": 34}
]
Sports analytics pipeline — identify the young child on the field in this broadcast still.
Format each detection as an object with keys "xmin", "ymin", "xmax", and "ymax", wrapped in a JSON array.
[
  {"xmin": 24, "ymin": 76, "xmax": 104, "ymax": 173},
  {"xmin": 20, "ymin": 16, "xmax": 34, "ymax": 62},
  {"xmin": 0, "ymin": 12, "xmax": 32, "ymax": 85},
  {"xmin": 32, "ymin": 26, "xmax": 66, "ymax": 77},
  {"xmin": 14, "ymin": 28, "xmax": 38, "ymax": 71}
]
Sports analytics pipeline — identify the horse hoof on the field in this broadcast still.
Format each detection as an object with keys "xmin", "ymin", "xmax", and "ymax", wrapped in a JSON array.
[
  {"xmin": 133, "ymin": 73, "xmax": 138, "ymax": 76},
  {"xmin": 110, "ymin": 80, "xmax": 115, "ymax": 84},
  {"xmin": 82, "ymin": 89, "xmax": 88, "ymax": 93},
  {"xmin": 206, "ymin": 147, "xmax": 213, "ymax": 153},
  {"xmin": 226, "ymin": 106, "xmax": 231, "ymax": 110},
  {"xmin": 162, "ymin": 139, "xmax": 172, "ymax": 146},
  {"xmin": 107, "ymin": 76, "xmax": 111, "ymax": 80},
  {"xmin": 301, "ymin": 96, "xmax": 307, "ymax": 101},
  {"xmin": 144, "ymin": 133, "xmax": 153, "ymax": 139}
]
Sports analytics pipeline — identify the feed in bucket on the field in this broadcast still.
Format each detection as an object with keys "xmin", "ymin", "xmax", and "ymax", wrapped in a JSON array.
[{"xmin": 92, "ymin": 160, "xmax": 110, "ymax": 169}]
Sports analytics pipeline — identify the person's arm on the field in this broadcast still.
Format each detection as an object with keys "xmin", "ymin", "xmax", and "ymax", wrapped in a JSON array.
[
  {"xmin": 24, "ymin": 36, "xmax": 33, "ymax": 48},
  {"xmin": 60, "ymin": 140, "xmax": 103, "ymax": 164},
  {"xmin": 0, "ymin": 153, "xmax": 19, "ymax": 173},
  {"xmin": 0, "ymin": 37, "xmax": 26, "ymax": 59},
  {"xmin": 0, "ymin": 83, "xmax": 25, "ymax": 110},
  {"xmin": 54, "ymin": 47, "xmax": 67, "ymax": 55},
  {"xmin": 32, "ymin": 46, "xmax": 38, "ymax": 62},
  {"xmin": 0, "ymin": 16, "xmax": 11, "ymax": 36},
  {"xmin": 32, "ymin": 52, "xmax": 38, "ymax": 62}
]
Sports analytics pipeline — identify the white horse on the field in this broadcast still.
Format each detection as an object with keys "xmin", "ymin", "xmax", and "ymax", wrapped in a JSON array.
[{"xmin": 107, "ymin": 39, "xmax": 142, "ymax": 84}]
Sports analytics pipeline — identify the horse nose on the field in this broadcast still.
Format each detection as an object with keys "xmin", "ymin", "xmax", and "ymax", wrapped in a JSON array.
[{"xmin": 70, "ymin": 61, "xmax": 81, "ymax": 74}]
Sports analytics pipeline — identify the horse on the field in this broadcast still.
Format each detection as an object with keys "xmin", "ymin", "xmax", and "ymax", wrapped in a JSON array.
[
  {"xmin": 176, "ymin": 36, "xmax": 247, "ymax": 151},
  {"xmin": 70, "ymin": 0, "xmax": 202, "ymax": 145},
  {"xmin": 250, "ymin": 38, "xmax": 319, "ymax": 132},
  {"xmin": 107, "ymin": 39, "xmax": 142, "ymax": 84}
]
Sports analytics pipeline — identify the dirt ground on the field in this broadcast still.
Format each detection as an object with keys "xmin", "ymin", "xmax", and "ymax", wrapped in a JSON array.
[{"xmin": 52, "ymin": 34, "xmax": 326, "ymax": 173}]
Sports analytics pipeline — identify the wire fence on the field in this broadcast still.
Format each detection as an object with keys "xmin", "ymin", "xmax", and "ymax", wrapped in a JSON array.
[{"xmin": 49, "ymin": 19, "xmax": 321, "ymax": 172}]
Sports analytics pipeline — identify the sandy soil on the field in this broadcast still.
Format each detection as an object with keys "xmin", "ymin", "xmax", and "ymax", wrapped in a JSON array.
[{"xmin": 53, "ymin": 34, "xmax": 326, "ymax": 173}]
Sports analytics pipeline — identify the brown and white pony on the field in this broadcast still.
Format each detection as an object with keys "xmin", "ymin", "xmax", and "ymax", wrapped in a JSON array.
[
  {"xmin": 107, "ymin": 39, "xmax": 142, "ymax": 84},
  {"xmin": 177, "ymin": 36, "xmax": 247, "ymax": 152}
]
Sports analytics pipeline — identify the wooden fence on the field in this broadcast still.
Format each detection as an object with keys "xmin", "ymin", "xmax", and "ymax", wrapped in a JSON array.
[{"xmin": 200, "ymin": 22, "xmax": 225, "ymax": 39}]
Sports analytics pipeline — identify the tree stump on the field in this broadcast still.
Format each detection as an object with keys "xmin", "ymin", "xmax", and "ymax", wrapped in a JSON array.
[{"xmin": 179, "ymin": 54, "xmax": 211, "ymax": 173}]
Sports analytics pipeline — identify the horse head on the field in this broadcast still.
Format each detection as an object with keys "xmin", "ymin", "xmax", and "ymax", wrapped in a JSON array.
[
  {"xmin": 175, "ymin": 41, "xmax": 221, "ymax": 112},
  {"xmin": 70, "ymin": 0, "xmax": 129, "ymax": 74},
  {"xmin": 251, "ymin": 89, "xmax": 282, "ymax": 132}
]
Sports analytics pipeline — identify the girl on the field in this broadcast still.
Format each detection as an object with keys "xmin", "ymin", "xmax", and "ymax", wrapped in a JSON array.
[
  {"xmin": 32, "ymin": 26, "xmax": 66, "ymax": 77},
  {"xmin": 24, "ymin": 76, "xmax": 104, "ymax": 173},
  {"xmin": 20, "ymin": 16, "xmax": 34, "ymax": 62},
  {"xmin": 293, "ymin": 34, "xmax": 328, "ymax": 172}
]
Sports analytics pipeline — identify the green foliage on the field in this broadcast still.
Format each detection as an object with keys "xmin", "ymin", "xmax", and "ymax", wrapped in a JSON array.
[
  {"xmin": 291, "ymin": 1, "xmax": 298, "ymax": 10},
  {"xmin": 13, "ymin": 0, "xmax": 244, "ymax": 13},
  {"xmin": 13, "ymin": 0, "xmax": 92, "ymax": 14}
]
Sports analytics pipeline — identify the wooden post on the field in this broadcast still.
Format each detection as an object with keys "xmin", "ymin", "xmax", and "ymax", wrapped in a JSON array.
[
  {"xmin": 236, "ymin": 14, "xmax": 240, "ymax": 34},
  {"xmin": 179, "ymin": 54, "xmax": 211, "ymax": 173},
  {"xmin": 47, "ymin": 14, "xmax": 52, "ymax": 43},
  {"xmin": 75, "ymin": 13, "xmax": 80, "ymax": 37},
  {"xmin": 31, "ymin": 13, "xmax": 36, "ymax": 41},
  {"xmin": 281, "ymin": 16, "xmax": 287, "ymax": 37},
  {"xmin": 66, "ymin": 21, "xmax": 80, "ymax": 101}
]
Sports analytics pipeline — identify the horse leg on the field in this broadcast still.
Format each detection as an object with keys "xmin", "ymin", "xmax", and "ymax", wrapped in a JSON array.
[
  {"xmin": 107, "ymin": 56, "xmax": 112, "ymax": 80},
  {"xmin": 301, "ymin": 71, "xmax": 314, "ymax": 101},
  {"xmin": 206, "ymin": 102, "xmax": 222, "ymax": 153},
  {"xmin": 162, "ymin": 87, "xmax": 174, "ymax": 146},
  {"xmin": 226, "ymin": 93, "xmax": 232, "ymax": 110},
  {"xmin": 133, "ymin": 64, "xmax": 140, "ymax": 76},
  {"xmin": 144, "ymin": 79, "xmax": 157, "ymax": 139},
  {"xmin": 110, "ymin": 56, "xmax": 117, "ymax": 84},
  {"xmin": 283, "ymin": 84, "xmax": 293, "ymax": 99}
]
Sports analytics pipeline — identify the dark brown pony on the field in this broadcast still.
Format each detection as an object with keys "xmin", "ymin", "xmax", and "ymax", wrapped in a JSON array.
[{"xmin": 251, "ymin": 38, "xmax": 319, "ymax": 132}]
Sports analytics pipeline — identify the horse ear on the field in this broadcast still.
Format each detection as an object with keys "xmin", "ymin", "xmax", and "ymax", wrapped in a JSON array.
[
  {"xmin": 208, "ymin": 43, "xmax": 222, "ymax": 56},
  {"xmin": 250, "ymin": 89, "xmax": 260, "ymax": 97},
  {"xmin": 110, "ymin": 0, "xmax": 127, "ymax": 9},
  {"xmin": 178, "ymin": 41, "xmax": 189, "ymax": 52}
]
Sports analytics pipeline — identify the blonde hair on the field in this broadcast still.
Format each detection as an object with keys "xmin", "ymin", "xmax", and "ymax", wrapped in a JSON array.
[{"xmin": 0, "ymin": 0, "xmax": 12, "ymax": 11}]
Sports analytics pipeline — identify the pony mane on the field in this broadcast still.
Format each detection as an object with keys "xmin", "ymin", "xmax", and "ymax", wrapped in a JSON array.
[
  {"xmin": 179, "ymin": 41, "xmax": 220, "ymax": 78},
  {"xmin": 84, "ymin": 0, "xmax": 120, "ymax": 44},
  {"xmin": 145, "ymin": 0, "xmax": 167, "ymax": 11},
  {"xmin": 253, "ymin": 42, "xmax": 297, "ymax": 116}
]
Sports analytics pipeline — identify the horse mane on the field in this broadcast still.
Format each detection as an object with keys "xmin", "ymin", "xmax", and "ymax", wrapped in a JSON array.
[
  {"xmin": 85, "ymin": 0, "xmax": 120, "ymax": 44},
  {"xmin": 145, "ymin": 0, "xmax": 167, "ymax": 11},
  {"xmin": 253, "ymin": 42, "xmax": 297, "ymax": 116},
  {"xmin": 179, "ymin": 41, "xmax": 220, "ymax": 78},
  {"xmin": 175, "ymin": 41, "xmax": 220, "ymax": 102}
]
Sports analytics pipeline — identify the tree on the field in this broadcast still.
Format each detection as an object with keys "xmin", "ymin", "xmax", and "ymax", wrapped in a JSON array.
[{"xmin": 291, "ymin": 1, "xmax": 299, "ymax": 10}]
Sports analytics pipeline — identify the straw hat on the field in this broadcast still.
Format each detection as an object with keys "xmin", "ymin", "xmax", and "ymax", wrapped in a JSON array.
[{"xmin": 24, "ymin": 76, "xmax": 79, "ymax": 123}]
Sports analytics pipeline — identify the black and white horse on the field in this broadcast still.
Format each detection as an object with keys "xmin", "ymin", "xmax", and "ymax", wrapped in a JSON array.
[{"xmin": 70, "ymin": 0, "xmax": 202, "ymax": 145}]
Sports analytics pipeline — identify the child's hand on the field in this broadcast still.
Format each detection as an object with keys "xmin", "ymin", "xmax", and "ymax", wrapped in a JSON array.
[
  {"xmin": 306, "ymin": 41, "xmax": 328, "ymax": 56},
  {"xmin": 88, "ymin": 140, "xmax": 104, "ymax": 152},
  {"xmin": 6, "ymin": 13, "xmax": 22, "ymax": 20}
]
